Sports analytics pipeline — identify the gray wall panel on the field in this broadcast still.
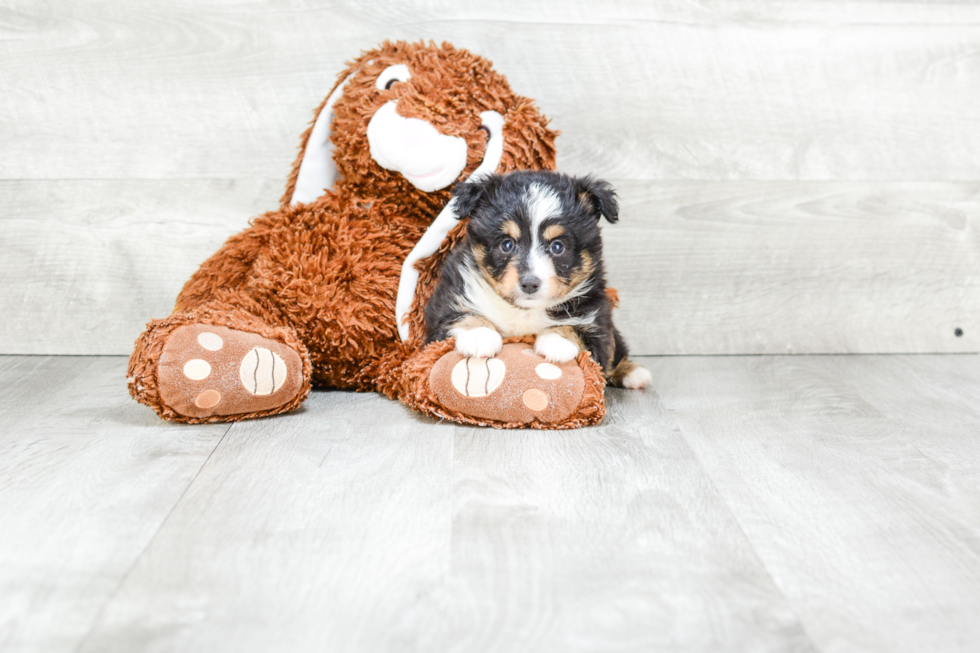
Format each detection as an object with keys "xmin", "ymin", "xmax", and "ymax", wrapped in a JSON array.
[{"xmin": 2, "ymin": 1, "xmax": 976, "ymax": 354}]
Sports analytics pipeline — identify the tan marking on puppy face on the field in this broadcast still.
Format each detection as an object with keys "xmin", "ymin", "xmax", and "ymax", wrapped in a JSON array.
[
  {"xmin": 547, "ymin": 251, "xmax": 595, "ymax": 299},
  {"xmin": 502, "ymin": 220, "xmax": 520, "ymax": 240},
  {"xmin": 480, "ymin": 260, "xmax": 521, "ymax": 300},
  {"xmin": 472, "ymin": 243, "xmax": 487, "ymax": 266},
  {"xmin": 543, "ymin": 224, "xmax": 565, "ymax": 241}
]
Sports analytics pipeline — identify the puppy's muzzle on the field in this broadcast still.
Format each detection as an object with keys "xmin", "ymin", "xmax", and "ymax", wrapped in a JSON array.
[{"xmin": 519, "ymin": 275, "xmax": 541, "ymax": 295}]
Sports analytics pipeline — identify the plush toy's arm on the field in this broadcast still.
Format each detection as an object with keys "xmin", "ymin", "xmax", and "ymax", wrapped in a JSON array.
[
  {"xmin": 395, "ymin": 110, "xmax": 505, "ymax": 341},
  {"xmin": 174, "ymin": 226, "xmax": 268, "ymax": 313},
  {"xmin": 395, "ymin": 197, "xmax": 459, "ymax": 341}
]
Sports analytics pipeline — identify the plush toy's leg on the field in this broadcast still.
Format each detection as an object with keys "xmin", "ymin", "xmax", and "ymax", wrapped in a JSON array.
[
  {"xmin": 127, "ymin": 302, "xmax": 312, "ymax": 423},
  {"xmin": 400, "ymin": 338, "xmax": 606, "ymax": 429}
]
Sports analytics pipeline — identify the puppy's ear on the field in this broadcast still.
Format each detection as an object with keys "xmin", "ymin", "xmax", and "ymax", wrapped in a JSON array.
[
  {"xmin": 575, "ymin": 176, "xmax": 619, "ymax": 224},
  {"xmin": 452, "ymin": 174, "xmax": 498, "ymax": 219}
]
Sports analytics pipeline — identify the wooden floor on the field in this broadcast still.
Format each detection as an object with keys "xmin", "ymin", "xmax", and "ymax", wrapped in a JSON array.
[{"xmin": 1, "ymin": 354, "xmax": 978, "ymax": 652}]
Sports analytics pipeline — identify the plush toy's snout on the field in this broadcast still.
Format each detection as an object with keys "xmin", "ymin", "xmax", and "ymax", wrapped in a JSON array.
[
  {"xmin": 291, "ymin": 47, "xmax": 522, "ymax": 209},
  {"xmin": 367, "ymin": 101, "xmax": 468, "ymax": 192}
]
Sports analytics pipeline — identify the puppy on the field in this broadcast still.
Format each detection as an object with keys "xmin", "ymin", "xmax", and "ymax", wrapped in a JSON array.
[{"xmin": 425, "ymin": 170, "xmax": 651, "ymax": 389}]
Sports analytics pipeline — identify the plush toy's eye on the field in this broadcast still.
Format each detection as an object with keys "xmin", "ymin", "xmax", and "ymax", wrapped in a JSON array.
[
  {"xmin": 549, "ymin": 240, "xmax": 565, "ymax": 255},
  {"xmin": 375, "ymin": 64, "xmax": 411, "ymax": 91},
  {"xmin": 478, "ymin": 125, "xmax": 491, "ymax": 140},
  {"xmin": 500, "ymin": 238, "xmax": 515, "ymax": 253}
]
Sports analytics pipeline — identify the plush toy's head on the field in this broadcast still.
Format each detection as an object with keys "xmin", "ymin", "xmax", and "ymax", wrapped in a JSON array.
[{"xmin": 284, "ymin": 41, "xmax": 558, "ymax": 214}]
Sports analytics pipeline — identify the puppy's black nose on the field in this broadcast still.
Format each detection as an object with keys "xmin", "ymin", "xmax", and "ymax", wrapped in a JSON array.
[{"xmin": 519, "ymin": 275, "xmax": 541, "ymax": 294}]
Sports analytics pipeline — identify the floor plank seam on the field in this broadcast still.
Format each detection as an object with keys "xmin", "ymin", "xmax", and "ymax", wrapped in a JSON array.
[
  {"xmin": 447, "ymin": 425, "xmax": 458, "ymax": 583},
  {"xmin": 70, "ymin": 422, "xmax": 235, "ymax": 653},
  {"xmin": 654, "ymin": 395, "xmax": 825, "ymax": 653}
]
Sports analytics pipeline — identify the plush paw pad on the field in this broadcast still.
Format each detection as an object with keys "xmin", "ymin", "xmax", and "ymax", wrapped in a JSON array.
[
  {"xmin": 534, "ymin": 332, "xmax": 580, "ymax": 363},
  {"xmin": 239, "ymin": 347, "xmax": 288, "ymax": 395},
  {"xmin": 429, "ymin": 343, "xmax": 586, "ymax": 425},
  {"xmin": 157, "ymin": 324, "xmax": 304, "ymax": 419},
  {"xmin": 451, "ymin": 356, "xmax": 506, "ymax": 397}
]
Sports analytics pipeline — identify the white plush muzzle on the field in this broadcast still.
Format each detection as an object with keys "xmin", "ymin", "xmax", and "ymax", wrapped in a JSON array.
[{"xmin": 367, "ymin": 102, "xmax": 468, "ymax": 193}]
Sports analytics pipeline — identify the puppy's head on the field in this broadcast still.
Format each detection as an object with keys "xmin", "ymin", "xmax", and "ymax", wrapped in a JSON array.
[{"xmin": 453, "ymin": 171, "xmax": 618, "ymax": 308}]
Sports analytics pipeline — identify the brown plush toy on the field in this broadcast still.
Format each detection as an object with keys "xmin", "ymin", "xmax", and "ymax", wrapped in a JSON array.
[{"xmin": 127, "ymin": 41, "xmax": 608, "ymax": 429}]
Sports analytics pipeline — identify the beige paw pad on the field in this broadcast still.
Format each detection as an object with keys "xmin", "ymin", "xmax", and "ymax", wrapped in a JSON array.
[
  {"xmin": 429, "ymin": 342, "xmax": 586, "ymax": 426},
  {"xmin": 197, "ymin": 332, "xmax": 223, "ymax": 351},
  {"xmin": 451, "ymin": 357, "xmax": 506, "ymax": 397},
  {"xmin": 183, "ymin": 359, "xmax": 211, "ymax": 380},
  {"xmin": 239, "ymin": 347, "xmax": 288, "ymax": 396},
  {"xmin": 158, "ymin": 324, "xmax": 306, "ymax": 419},
  {"xmin": 535, "ymin": 363, "xmax": 562, "ymax": 380},
  {"xmin": 195, "ymin": 390, "xmax": 221, "ymax": 409},
  {"xmin": 522, "ymin": 389, "xmax": 549, "ymax": 412}
]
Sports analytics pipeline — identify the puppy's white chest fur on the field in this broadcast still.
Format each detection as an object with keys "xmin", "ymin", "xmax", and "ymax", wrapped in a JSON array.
[
  {"xmin": 458, "ymin": 267, "xmax": 557, "ymax": 336},
  {"xmin": 459, "ymin": 266, "xmax": 575, "ymax": 337}
]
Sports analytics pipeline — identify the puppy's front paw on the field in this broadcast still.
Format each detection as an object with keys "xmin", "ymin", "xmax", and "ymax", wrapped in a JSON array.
[
  {"xmin": 534, "ymin": 332, "xmax": 580, "ymax": 363},
  {"xmin": 452, "ymin": 326, "xmax": 503, "ymax": 359}
]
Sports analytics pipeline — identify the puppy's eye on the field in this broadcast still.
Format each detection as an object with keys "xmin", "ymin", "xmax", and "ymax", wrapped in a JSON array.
[
  {"xmin": 500, "ymin": 238, "xmax": 515, "ymax": 253},
  {"xmin": 549, "ymin": 240, "xmax": 565, "ymax": 255},
  {"xmin": 385, "ymin": 79, "xmax": 400, "ymax": 90},
  {"xmin": 478, "ymin": 125, "xmax": 491, "ymax": 140}
]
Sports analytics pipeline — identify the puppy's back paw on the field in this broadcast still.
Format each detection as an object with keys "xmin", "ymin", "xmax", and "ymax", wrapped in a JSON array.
[
  {"xmin": 609, "ymin": 360, "xmax": 652, "ymax": 390},
  {"xmin": 622, "ymin": 365, "xmax": 652, "ymax": 389}
]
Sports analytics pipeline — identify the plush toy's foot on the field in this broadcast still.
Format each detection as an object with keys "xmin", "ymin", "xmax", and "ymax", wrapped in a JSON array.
[
  {"xmin": 411, "ymin": 340, "xmax": 606, "ymax": 429},
  {"xmin": 155, "ymin": 324, "xmax": 307, "ymax": 420}
]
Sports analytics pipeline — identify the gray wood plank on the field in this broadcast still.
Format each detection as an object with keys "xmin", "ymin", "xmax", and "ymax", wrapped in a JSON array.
[
  {"xmin": 0, "ymin": 179, "xmax": 280, "ymax": 355},
  {"xmin": 0, "ymin": 356, "xmax": 228, "ymax": 653},
  {"xmin": 3, "ymin": 179, "xmax": 975, "ymax": 356},
  {"xmin": 76, "ymin": 390, "xmax": 456, "ymax": 653},
  {"xmin": 817, "ymin": 355, "xmax": 980, "ymax": 529},
  {"xmin": 606, "ymin": 180, "xmax": 980, "ymax": 355},
  {"xmin": 2, "ymin": 1, "xmax": 980, "ymax": 181},
  {"xmin": 74, "ymin": 385, "xmax": 814, "ymax": 652},
  {"xmin": 647, "ymin": 354, "xmax": 980, "ymax": 653},
  {"xmin": 397, "ymin": 389, "xmax": 815, "ymax": 652},
  {"xmin": 5, "ymin": 353, "xmax": 980, "ymax": 651}
]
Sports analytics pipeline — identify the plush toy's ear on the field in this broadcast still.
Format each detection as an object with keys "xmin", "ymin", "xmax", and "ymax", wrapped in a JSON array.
[
  {"xmin": 452, "ymin": 174, "xmax": 497, "ymax": 219},
  {"xmin": 575, "ymin": 176, "xmax": 619, "ymax": 223},
  {"xmin": 288, "ymin": 71, "xmax": 356, "ymax": 206}
]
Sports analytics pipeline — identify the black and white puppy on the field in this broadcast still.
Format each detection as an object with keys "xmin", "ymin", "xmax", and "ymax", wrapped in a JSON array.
[{"xmin": 425, "ymin": 170, "xmax": 650, "ymax": 389}]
